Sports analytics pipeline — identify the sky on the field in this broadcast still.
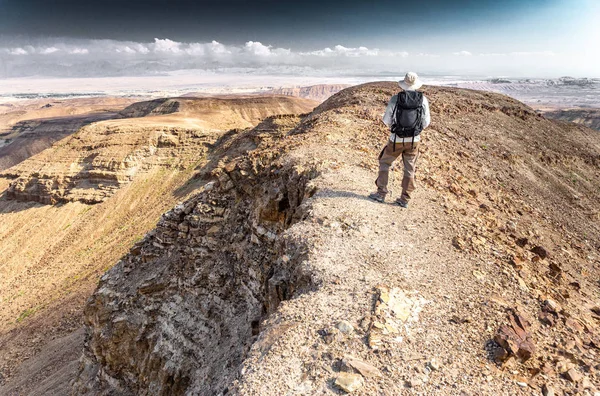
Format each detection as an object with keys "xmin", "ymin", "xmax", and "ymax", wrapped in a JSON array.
[{"xmin": 0, "ymin": 0, "xmax": 598, "ymax": 79}]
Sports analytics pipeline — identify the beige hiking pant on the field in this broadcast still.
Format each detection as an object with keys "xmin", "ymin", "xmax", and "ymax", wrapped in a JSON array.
[{"xmin": 375, "ymin": 141, "xmax": 420, "ymax": 202}]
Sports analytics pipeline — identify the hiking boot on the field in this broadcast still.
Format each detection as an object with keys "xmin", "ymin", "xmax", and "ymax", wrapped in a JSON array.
[
  {"xmin": 396, "ymin": 199, "xmax": 408, "ymax": 208},
  {"xmin": 368, "ymin": 192, "xmax": 386, "ymax": 203}
]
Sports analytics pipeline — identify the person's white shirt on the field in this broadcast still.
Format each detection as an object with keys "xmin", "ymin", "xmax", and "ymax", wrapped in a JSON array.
[{"xmin": 382, "ymin": 90, "xmax": 430, "ymax": 143}]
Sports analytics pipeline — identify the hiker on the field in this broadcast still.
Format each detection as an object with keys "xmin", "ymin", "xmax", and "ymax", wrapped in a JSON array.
[{"xmin": 369, "ymin": 72, "xmax": 430, "ymax": 208}]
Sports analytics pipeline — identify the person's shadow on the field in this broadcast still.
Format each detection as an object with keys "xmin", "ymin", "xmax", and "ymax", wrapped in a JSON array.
[
  {"xmin": 314, "ymin": 188, "xmax": 400, "ymax": 206},
  {"xmin": 316, "ymin": 188, "xmax": 372, "ymax": 201}
]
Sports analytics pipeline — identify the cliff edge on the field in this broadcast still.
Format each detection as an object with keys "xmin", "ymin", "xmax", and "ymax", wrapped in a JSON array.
[{"xmin": 75, "ymin": 83, "xmax": 600, "ymax": 395}]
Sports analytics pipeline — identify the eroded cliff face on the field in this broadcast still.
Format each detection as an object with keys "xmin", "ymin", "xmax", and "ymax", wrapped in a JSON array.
[
  {"xmin": 542, "ymin": 108, "xmax": 600, "ymax": 131},
  {"xmin": 3, "ymin": 123, "xmax": 211, "ymax": 204},
  {"xmin": 1, "ymin": 96, "xmax": 316, "ymax": 205},
  {"xmin": 0, "ymin": 96, "xmax": 317, "ymax": 396},
  {"xmin": 3, "ymin": 122, "xmax": 212, "ymax": 204},
  {"xmin": 0, "ymin": 97, "xmax": 137, "ymax": 171},
  {"xmin": 75, "ymin": 116, "xmax": 319, "ymax": 395},
  {"xmin": 267, "ymin": 84, "xmax": 350, "ymax": 103}
]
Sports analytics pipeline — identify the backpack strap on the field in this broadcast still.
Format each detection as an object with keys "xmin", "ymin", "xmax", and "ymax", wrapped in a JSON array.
[{"xmin": 390, "ymin": 92, "xmax": 401, "ymax": 133}]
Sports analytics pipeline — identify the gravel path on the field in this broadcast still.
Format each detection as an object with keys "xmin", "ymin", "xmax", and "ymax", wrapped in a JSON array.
[
  {"xmin": 234, "ymin": 83, "xmax": 600, "ymax": 395},
  {"xmin": 233, "ymin": 161, "xmax": 532, "ymax": 395}
]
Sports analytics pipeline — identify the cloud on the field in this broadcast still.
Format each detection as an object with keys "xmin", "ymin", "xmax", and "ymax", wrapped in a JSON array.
[
  {"xmin": 478, "ymin": 52, "xmax": 505, "ymax": 57},
  {"xmin": 41, "ymin": 47, "xmax": 60, "ymax": 55},
  {"xmin": 0, "ymin": 37, "xmax": 575, "ymax": 78},
  {"xmin": 113, "ymin": 43, "xmax": 150, "ymax": 54},
  {"xmin": 479, "ymin": 51, "xmax": 556, "ymax": 57},
  {"xmin": 69, "ymin": 48, "xmax": 89, "ymax": 55},
  {"xmin": 153, "ymin": 38, "xmax": 182, "ymax": 53},
  {"xmin": 416, "ymin": 53, "xmax": 441, "ymax": 58},
  {"xmin": 9, "ymin": 47, "xmax": 28, "ymax": 55},
  {"xmin": 116, "ymin": 46, "xmax": 136, "ymax": 54},
  {"xmin": 0, "ymin": 38, "xmax": 392, "ymax": 64},
  {"xmin": 244, "ymin": 41, "xmax": 272, "ymax": 56},
  {"xmin": 302, "ymin": 45, "xmax": 380, "ymax": 57},
  {"xmin": 207, "ymin": 40, "xmax": 230, "ymax": 55}
]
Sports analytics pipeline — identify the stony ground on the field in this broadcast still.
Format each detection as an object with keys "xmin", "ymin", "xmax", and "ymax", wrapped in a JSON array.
[
  {"xmin": 234, "ymin": 163, "xmax": 596, "ymax": 395},
  {"xmin": 73, "ymin": 83, "xmax": 599, "ymax": 395},
  {"xmin": 2, "ymin": 83, "xmax": 599, "ymax": 395},
  {"xmin": 229, "ymin": 84, "xmax": 600, "ymax": 395}
]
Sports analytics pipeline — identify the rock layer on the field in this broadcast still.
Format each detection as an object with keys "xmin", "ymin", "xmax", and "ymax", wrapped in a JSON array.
[
  {"xmin": 75, "ymin": 116, "xmax": 318, "ymax": 395},
  {"xmin": 542, "ymin": 108, "xmax": 600, "ymax": 131},
  {"xmin": 266, "ymin": 84, "xmax": 350, "ymax": 103},
  {"xmin": 0, "ymin": 97, "xmax": 316, "ymax": 395},
  {"xmin": 0, "ymin": 97, "xmax": 137, "ymax": 171},
  {"xmin": 1, "ymin": 96, "xmax": 316, "ymax": 204},
  {"xmin": 3, "ymin": 123, "xmax": 212, "ymax": 204}
]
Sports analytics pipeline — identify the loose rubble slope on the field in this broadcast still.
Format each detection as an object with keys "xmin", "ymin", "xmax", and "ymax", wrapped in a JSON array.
[{"xmin": 75, "ymin": 82, "xmax": 600, "ymax": 395}]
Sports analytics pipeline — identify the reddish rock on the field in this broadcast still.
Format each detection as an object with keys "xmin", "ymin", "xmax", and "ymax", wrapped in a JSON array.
[
  {"xmin": 531, "ymin": 246, "xmax": 549, "ymax": 259},
  {"xmin": 494, "ymin": 311, "xmax": 536, "ymax": 361}
]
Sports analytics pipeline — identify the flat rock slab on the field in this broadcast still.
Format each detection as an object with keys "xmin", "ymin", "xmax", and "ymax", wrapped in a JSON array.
[
  {"xmin": 343, "ymin": 355, "xmax": 382, "ymax": 378},
  {"xmin": 335, "ymin": 372, "xmax": 364, "ymax": 393}
]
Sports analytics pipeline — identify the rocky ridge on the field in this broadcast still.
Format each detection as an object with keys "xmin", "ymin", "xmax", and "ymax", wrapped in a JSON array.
[
  {"xmin": 0, "ymin": 97, "xmax": 137, "ymax": 171},
  {"xmin": 76, "ymin": 114, "xmax": 318, "ymax": 394},
  {"xmin": 266, "ymin": 84, "xmax": 350, "ymax": 102},
  {"xmin": 1, "ymin": 96, "xmax": 315, "ymax": 204},
  {"xmin": 75, "ymin": 83, "xmax": 600, "ymax": 395},
  {"xmin": 542, "ymin": 108, "xmax": 600, "ymax": 132}
]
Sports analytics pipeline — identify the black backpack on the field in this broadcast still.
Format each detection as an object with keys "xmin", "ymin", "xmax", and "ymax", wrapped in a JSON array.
[{"xmin": 391, "ymin": 91, "xmax": 424, "ymax": 141}]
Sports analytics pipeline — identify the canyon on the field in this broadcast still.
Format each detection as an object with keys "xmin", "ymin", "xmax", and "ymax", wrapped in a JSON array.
[{"xmin": 1, "ymin": 83, "xmax": 599, "ymax": 395}]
